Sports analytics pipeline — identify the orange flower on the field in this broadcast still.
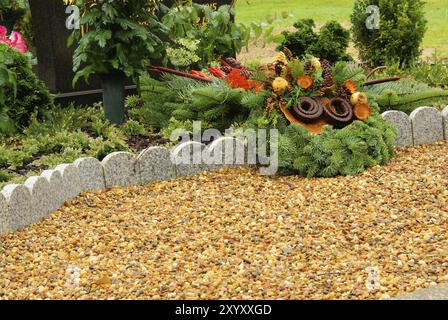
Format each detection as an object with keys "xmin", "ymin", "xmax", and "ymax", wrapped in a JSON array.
[
  {"xmin": 297, "ymin": 75, "xmax": 313, "ymax": 90},
  {"xmin": 248, "ymin": 80, "xmax": 263, "ymax": 92},
  {"xmin": 225, "ymin": 69, "xmax": 251, "ymax": 91}
]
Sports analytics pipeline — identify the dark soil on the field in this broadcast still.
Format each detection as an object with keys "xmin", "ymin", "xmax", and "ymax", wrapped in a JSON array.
[
  {"xmin": 81, "ymin": 124, "xmax": 100, "ymax": 139},
  {"xmin": 14, "ymin": 163, "xmax": 48, "ymax": 176},
  {"xmin": 126, "ymin": 134, "xmax": 169, "ymax": 153}
]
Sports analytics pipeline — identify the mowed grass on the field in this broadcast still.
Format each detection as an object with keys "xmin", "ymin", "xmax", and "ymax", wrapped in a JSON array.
[{"xmin": 235, "ymin": 0, "xmax": 448, "ymax": 59}]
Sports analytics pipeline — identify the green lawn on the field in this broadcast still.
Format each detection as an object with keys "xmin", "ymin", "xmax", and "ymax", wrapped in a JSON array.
[{"xmin": 235, "ymin": 0, "xmax": 448, "ymax": 59}]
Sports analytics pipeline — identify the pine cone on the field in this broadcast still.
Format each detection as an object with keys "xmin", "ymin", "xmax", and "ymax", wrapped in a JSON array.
[
  {"xmin": 239, "ymin": 67, "xmax": 252, "ymax": 79},
  {"xmin": 282, "ymin": 47, "xmax": 293, "ymax": 61},
  {"xmin": 321, "ymin": 60, "xmax": 334, "ymax": 88},
  {"xmin": 220, "ymin": 66, "xmax": 233, "ymax": 74},
  {"xmin": 274, "ymin": 62, "xmax": 284, "ymax": 76},
  {"xmin": 224, "ymin": 57, "xmax": 241, "ymax": 69},
  {"xmin": 304, "ymin": 60, "xmax": 314, "ymax": 73}
]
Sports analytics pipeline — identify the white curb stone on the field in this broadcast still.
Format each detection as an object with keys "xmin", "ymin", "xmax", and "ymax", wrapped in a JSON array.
[
  {"xmin": 381, "ymin": 110, "xmax": 413, "ymax": 147},
  {"xmin": 206, "ymin": 137, "xmax": 247, "ymax": 168},
  {"xmin": 74, "ymin": 157, "xmax": 106, "ymax": 191},
  {"xmin": 0, "ymin": 192, "xmax": 9, "ymax": 235},
  {"xmin": 409, "ymin": 107, "xmax": 443, "ymax": 145},
  {"xmin": 55, "ymin": 163, "xmax": 82, "ymax": 201},
  {"xmin": 1, "ymin": 184, "xmax": 32, "ymax": 231},
  {"xmin": 442, "ymin": 105, "xmax": 448, "ymax": 140},
  {"xmin": 102, "ymin": 152, "xmax": 140, "ymax": 188},
  {"xmin": 171, "ymin": 141, "xmax": 209, "ymax": 177},
  {"xmin": 138, "ymin": 147, "xmax": 175, "ymax": 185},
  {"xmin": 41, "ymin": 169, "xmax": 65, "ymax": 211},
  {"xmin": 24, "ymin": 176, "xmax": 52, "ymax": 222}
]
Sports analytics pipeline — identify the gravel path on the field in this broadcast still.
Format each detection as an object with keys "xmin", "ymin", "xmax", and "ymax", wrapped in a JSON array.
[{"xmin": 1, "ymin": 142, "xmax": 447, "ymax": 300}]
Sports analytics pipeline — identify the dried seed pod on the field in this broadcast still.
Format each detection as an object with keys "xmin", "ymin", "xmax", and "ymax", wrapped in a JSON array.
[
  {"xmin": 350, "ymin": 92, "xmax": 368, "ymax": 106},
  {"xmin": 343, "ymin": 79, "xmax": 358, "ymax": 95},
  {"xmin": 239, "ymin": 67, "xmax": 252, "ymax": 79},
  {"xmin": 220, "ymin": 66, "xmax": 233, "ymax": 74},
  {"xmin": 353, "ymin": 103, "xmax": 371, "ymax": 120},
  {"xmin": 297, "ymin": 75, "xmax": 314, "ymax": 90},
  {"xmin": 224, "ymin": 57, "xmax": 241, "ymax": 69}
]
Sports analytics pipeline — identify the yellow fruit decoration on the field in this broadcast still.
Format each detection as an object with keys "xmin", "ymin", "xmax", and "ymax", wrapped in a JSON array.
[
  {"xmin": 310, "ymin": 57, "xmax": 321, "ymax": 70},
  {"xmin": 274, "ymin": 52, "xmax": 288, "ymax": 65},
  {"xmin": 272, "ymin": 77, "xmax": 289, "ymax": 94},
  {"xmin": 350, "ymin": 92, "xmax": 368, "ymax": 106}
]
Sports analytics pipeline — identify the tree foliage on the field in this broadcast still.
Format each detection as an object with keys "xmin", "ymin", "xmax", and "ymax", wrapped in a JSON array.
[{"xmin": 69, "ymin": 0, "xmax": 169, "ymax": 84}]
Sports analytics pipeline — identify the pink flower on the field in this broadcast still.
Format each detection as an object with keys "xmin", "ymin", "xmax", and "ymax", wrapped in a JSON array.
[
  {"xmin": 8, "ymin": 31, "xmax": 27, "ymax": 53},
  {"xmin": 0, "ymin": 26, "xmax": 7, "ymax": 41},
  {"xmin": 0, "ymin": 25, "xmax": 28, "ymax": 53}
]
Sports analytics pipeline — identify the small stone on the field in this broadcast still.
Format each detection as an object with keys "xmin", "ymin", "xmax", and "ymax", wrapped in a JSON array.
[{"xmin": 282, "ymin": 247, "xmax": 292, "ymax": 254}]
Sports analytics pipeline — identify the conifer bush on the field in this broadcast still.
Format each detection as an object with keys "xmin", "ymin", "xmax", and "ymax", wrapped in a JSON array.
[
  {"xmin": 278, "ymin": 19, "xmax": 351, "ymax": 63},
  {"xmin": 278, "ymin": 108, "xmax": 396, "ymax": 177},
  {"xmin": 351, "ymin": 0, "xmax": 427, "ymax": 67}
]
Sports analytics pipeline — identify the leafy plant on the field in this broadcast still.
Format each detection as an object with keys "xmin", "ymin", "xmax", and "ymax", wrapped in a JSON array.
[
  {"xmin": 69, "ymin": 0, "xmax": 169, "ymax": 84},
  {"xmin": 351, "ymin": 0, "xmax": 427, "ymax": 67},
  {"xmin": 375, "ymin": 55, "xmax": 448, "ymax": 89},
  {"xmin": 365, "ymin": 78, "xmax": 448, "ymax": 113},
  {"xmin": 162, "ymin": 3, "xmax": 250, "ymax": 69},
  {"xmin": 278, "ymin": 19, "xmax": 351, "ymax": 63}
]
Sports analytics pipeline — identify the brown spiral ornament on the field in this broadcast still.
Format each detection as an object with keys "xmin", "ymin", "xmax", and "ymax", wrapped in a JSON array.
[
  {"xmin": 291, "ymin": 97, "xmax": 324, "ymax": 123},
  {"xmin": 323, "ymin": 98, "xmax": 353, "ymax": 127}
]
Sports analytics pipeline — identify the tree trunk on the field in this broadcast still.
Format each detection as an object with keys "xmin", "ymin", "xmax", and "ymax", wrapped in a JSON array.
[{"xmin": 100, "ymin": 72, "xmax": 126, "ymax": 125}]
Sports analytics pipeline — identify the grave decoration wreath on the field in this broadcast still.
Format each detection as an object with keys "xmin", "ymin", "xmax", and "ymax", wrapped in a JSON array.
[{"xmin": 145, "ymin": 54, "xmax": 399, "ymax": 177}]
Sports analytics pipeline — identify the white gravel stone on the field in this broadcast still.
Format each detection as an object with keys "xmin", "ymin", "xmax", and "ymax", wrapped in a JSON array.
[
  {"xmin": 101, "ymin": 152, "xmax": 140, "ymax": 188},
  {"xmin": 409, "ymin": 107, "xmax": 443, "ymax": 145},
  {"xmin": 1, "ymin": 184, "xmax": 32, "ymax": 231},
  {"xmin": 24, "ymin": 176, "xmax": 52, "ymax": 222},
  {"xmin": 137, "ymin": 147, "xmax": 175, "ymax": 185},
  {"xmin": 381, "ymin": 110, "xmax": 413, "ymax": 147},
  {"xmin": 74, "ymin": 157, "xmax": 106, "ymax": 191}
]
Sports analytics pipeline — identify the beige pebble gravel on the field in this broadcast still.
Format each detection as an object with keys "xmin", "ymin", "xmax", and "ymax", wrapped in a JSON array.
[{"xmin": 0, "ymin": 141, "xmax": 447, "ymax": 300}]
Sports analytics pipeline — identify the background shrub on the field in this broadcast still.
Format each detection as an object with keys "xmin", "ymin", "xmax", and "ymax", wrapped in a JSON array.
[
  {"xmin": 351, "ymin": 0, "xmax": 427, "ymax": 67},
  {"xmin": 278, "ymin": 19, "xmax": 351, "ymax": 63}
]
